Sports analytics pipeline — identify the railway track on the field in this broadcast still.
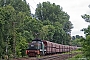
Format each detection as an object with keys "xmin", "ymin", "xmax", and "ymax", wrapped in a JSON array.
[
  {"xmin": 38, "ymin": 54, "xmax": 60, "ymax": 60},
  {"xmin": 38, "ymin": 53, "xmax": 75, "ymax": 60},
  {"xmin": 13, "ymin": 52, "xmax": 81, "ymax": 60}
]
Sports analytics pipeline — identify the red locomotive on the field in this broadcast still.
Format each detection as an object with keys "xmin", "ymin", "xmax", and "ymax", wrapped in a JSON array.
[{"xmin": 26, "ymin": 39, "xmax": 77, "ymax": 57}]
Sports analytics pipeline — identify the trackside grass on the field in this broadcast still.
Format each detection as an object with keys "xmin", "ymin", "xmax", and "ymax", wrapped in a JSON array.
[{"xmin": 67, "ymin": 54, "xmax": 90, "ymax": 60}]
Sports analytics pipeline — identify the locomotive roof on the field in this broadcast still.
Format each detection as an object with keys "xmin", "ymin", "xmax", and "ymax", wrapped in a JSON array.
[{"xmin": 32, "ymin": 38, "xmax": 42, "ymax": 41}]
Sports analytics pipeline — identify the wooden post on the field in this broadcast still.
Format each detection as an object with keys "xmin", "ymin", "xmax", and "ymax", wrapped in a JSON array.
[{"xmin": 12, "ymin": 22, "xmax": 17, "ymax": 58}]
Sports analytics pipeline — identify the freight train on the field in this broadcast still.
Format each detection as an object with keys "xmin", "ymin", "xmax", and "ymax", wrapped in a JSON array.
[{"xmin": 26, "ymin": 39, "xmax": 78, "ymax": 57}]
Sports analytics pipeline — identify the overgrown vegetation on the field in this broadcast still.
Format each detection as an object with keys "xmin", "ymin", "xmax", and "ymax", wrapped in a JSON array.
[{"xmin": 68, "ymin": 54, "xmax": 84, "ymax": 60}]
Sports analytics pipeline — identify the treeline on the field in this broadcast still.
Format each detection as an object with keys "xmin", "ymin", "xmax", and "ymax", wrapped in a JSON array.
[
  {"xmin": 0, "ymin": 0, "xmax": 73, "ymax": 57},
  {"xmin": 70, "ymin": 35, "xmax": 83, "ymax": 47}
]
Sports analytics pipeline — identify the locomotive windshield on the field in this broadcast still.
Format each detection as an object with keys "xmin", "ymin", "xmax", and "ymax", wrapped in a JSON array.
[{"xmin": 27, "ymin": 41, "xmax": 42, "ymax": 50}]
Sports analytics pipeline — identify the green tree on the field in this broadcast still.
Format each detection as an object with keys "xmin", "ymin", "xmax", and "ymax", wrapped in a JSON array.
[
  {"xmin": 40, "ymin": 25, "xmax": 55, "ymax": 41},
  {"xmin": 71, "ymin": 38, "xmax": 81, "ymax": 47},
  {"xmin": 0, "ymin": 5, "xmax": 16, "ymax": 58},
  {"xmin": 35, "ymin": 1, "xmax": 73, "ymax": 44},
  {"xmin": 22, "ymin": 16, "xmax": 43, "ymax": 40},
  {"xmin": 0, "ymin": 0, "xmax": 31, "ymax": 15},
  {"xmin": 81, "ymin": 35, "xmax": 90, "ymax": 58},
  {"xmin": 81, "ymin": 5, "xmax": 90, "ymax": 59},
  {"xmin": 35, "ymin": 1, "xmax": 69, "ymax": 23},
  {"xmin": 0, "ymin": 5, "xmax": 30, "ymax": 58},
  {"xmin": 82, "ymin": 26, "xmax": 90, "ymax": 36},
  {"xmin": 16, "ymin": 33, "xmax": 28, "ymax": 57},
  {"xmin": 81, "ymin": 14, "xmax": 90, "ymax": 23}
]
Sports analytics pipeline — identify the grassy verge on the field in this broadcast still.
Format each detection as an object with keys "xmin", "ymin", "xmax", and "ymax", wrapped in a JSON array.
[
  {"xmin": 67, "ymin": 53, "xmax": 90, "ymax": 60},
  {"xmin": 62, "ymin": 49, "xmax": 82, "ymax": 54},
  {"xmin": 68, "ymin": 54, "xmax": 83, "ymax": 60}
]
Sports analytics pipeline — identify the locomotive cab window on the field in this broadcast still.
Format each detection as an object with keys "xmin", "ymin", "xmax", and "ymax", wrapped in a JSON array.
[{"xmin": 28, "ymin": 40, "xmax": 42, "ymax": 50}]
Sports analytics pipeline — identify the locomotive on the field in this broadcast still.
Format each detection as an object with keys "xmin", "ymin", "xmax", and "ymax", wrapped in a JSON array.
[{"xmin": 26, "ymin": 39, "xmax": 77, "ymax": 57}]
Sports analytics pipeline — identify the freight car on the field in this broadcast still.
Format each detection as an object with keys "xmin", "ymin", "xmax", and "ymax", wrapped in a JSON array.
[{"xmin": 26, "ymin": 39, "xmax": 78, "ymax": 57}]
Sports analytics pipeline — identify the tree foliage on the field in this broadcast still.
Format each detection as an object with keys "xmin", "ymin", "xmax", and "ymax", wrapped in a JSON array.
[
  {"xmin": 81, "ymin": 5, "xmax": 90, "ymax": 58},
  {"xmin": 0, "ymin": 1, "xmax": 73, "ymax": 58},
  {"xmin": 35, "ymin": 1, "xmax": 73, "ymax": 44},
  {"xmin": 81, "ymin": 35, "xmax": 90, "ymax": 58},
  {"xmin": 0, "ymin": 0, "xmax": 31, "ymax": 15},
  {"xmin": 35, "ymin": 1, "xmax": 73, "ymax": 33},
  {"xmin": 0, "ymin": 0, "xmax": 31, "ymax": 58},
  {"xmin": 71, "ymin": 38, "xmax": 82, "ymax": 47},
  {"xmin": 81, "ymin": 14, "xmax": 90, "ymax": 23}
]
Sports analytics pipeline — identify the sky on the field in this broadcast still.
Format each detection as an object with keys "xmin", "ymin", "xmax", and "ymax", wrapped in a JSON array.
[{"xmin": 26, "ymin": 0, "xmax": 90, "ymax": 37}]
